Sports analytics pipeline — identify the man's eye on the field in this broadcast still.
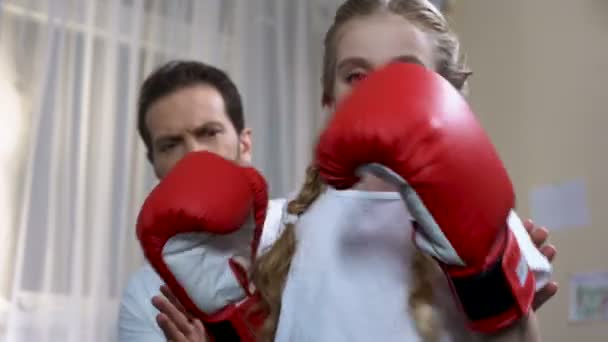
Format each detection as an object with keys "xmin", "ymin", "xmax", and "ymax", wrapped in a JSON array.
[
  {"xmin": 346, "ymin": 72, "xmax": 367, "ymax": 84},
  {"xmin": 159, "ymin": 143, "xmax": 177, "ymax": 153},
  {"xmin": 198, "ymin": 127, "xmax": 221, "ymax": 138},
  {"xmin": 158, "ymin": 140, "xmax": 181, "ymax": 153}
]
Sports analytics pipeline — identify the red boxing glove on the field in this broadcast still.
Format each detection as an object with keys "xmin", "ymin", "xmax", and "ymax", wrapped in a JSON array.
[
  {"xmin": 316, "ymin": 63, "xmax": 535, "ymax": 333},
  {"xmin": 137, "ymin": 151, "xmax": 267, "ymax": 341}
]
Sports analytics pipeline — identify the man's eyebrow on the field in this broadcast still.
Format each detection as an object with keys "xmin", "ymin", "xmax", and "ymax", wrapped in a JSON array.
[
  {"xmin": 154, "ymin": 122, "xmax": 225, "ymax": 145},
  {"xmin": 192, "ymin": 121, "xmax": 223, "ymax": 133}
]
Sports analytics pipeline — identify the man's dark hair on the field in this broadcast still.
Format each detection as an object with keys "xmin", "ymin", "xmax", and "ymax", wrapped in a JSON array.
[{"xmin": 137, "ymin": 60, "xmax": 244, "ymax": 162}]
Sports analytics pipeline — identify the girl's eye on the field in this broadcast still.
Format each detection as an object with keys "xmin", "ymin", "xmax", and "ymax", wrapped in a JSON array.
[{"xmin": 346, "ymin": 71, "xmax": 367, "ymax": 85}]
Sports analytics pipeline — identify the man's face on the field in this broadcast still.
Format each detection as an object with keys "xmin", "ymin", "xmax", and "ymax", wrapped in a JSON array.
[{"xmin": 145, "ymin": 84, "xmax": 252, "ymax": 179}]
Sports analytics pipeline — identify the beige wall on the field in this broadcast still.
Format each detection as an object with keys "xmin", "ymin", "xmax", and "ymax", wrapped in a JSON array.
[{"xmin": 449, "ymin": 1, "xmax": 608, "ymax": 341}]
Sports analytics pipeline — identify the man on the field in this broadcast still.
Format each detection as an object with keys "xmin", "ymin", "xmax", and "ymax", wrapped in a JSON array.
[
  {"xmin": 118, "ymin": 60, "xmax": 285, "ymax": 342},
  {"xmin": 119, "ymin": 60, "xmax": 557, "ymax": 342}
]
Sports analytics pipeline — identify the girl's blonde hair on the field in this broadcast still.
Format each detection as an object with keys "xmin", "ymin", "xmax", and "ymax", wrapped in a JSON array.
[{"xmin": 252, "ymin": 1, "xmax": 471, "ymax": 341}]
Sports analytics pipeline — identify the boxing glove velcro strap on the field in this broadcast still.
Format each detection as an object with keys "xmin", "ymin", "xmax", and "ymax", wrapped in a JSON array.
[
  {"xmin": 451, "ymin": 257, "xmax": 515, "ymax": 321},
  {"xmin": 205, "ymin": 321, "xmax": 241, "ymax": 342},
  {"xmin": 449, "ymin": 230, "xmax": 535, "ymax": 332}
]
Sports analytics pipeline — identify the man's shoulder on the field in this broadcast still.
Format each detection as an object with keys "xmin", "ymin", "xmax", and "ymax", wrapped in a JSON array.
[
  {"xmin": 266, "ymin": 192, "xmax": 297, "ymax": 223},
  {"xmin": 122, "ymin": 264, "xmax": 163, "ymax": 304},
  {"xmin": 258, "ymin": 198, "xmax": 288, "ymax": 254},
  {"xmin": 118, "ymin": 264, "xmax": 165, "ymax": 341},
  {"xmin": 266, "ymin": 198, "xmax": 287, "ymax": 224}
]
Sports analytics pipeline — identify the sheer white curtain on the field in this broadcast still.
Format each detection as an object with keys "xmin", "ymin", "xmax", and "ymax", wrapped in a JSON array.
[{"xmin": 0, "ymin": 0, "xmax": 330, "ymax": 341}]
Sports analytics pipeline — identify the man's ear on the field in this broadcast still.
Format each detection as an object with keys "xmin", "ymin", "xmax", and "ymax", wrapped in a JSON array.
[{"xmin": 238, "ymin": 127, "xmax": 253, "ymax": 164}]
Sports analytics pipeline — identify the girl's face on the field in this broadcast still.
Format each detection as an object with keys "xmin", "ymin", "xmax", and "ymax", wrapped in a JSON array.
[{"xmin": 329, "ymin": 11, "xmax": 437, "ymax": 109}]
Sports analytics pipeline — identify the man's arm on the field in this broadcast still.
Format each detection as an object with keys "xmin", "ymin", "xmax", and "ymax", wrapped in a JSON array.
[
  {"xmin": 118, "ymin": 266, "xmax": 165, "ymax": 342},
  {"xmin": 478, "ymin": 312, "xmax": 542, "ymax": 342}
]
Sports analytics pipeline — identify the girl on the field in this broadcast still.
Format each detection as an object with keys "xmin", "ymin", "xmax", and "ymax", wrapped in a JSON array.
[{"xmin": 252, "ymin": 0, "xmax": 549, "ymax": 341}]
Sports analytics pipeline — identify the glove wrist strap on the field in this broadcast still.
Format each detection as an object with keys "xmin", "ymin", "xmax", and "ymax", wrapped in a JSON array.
[{"xmin": 449, "ymin": 231, "xmax": 536, "ymax": 333}]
